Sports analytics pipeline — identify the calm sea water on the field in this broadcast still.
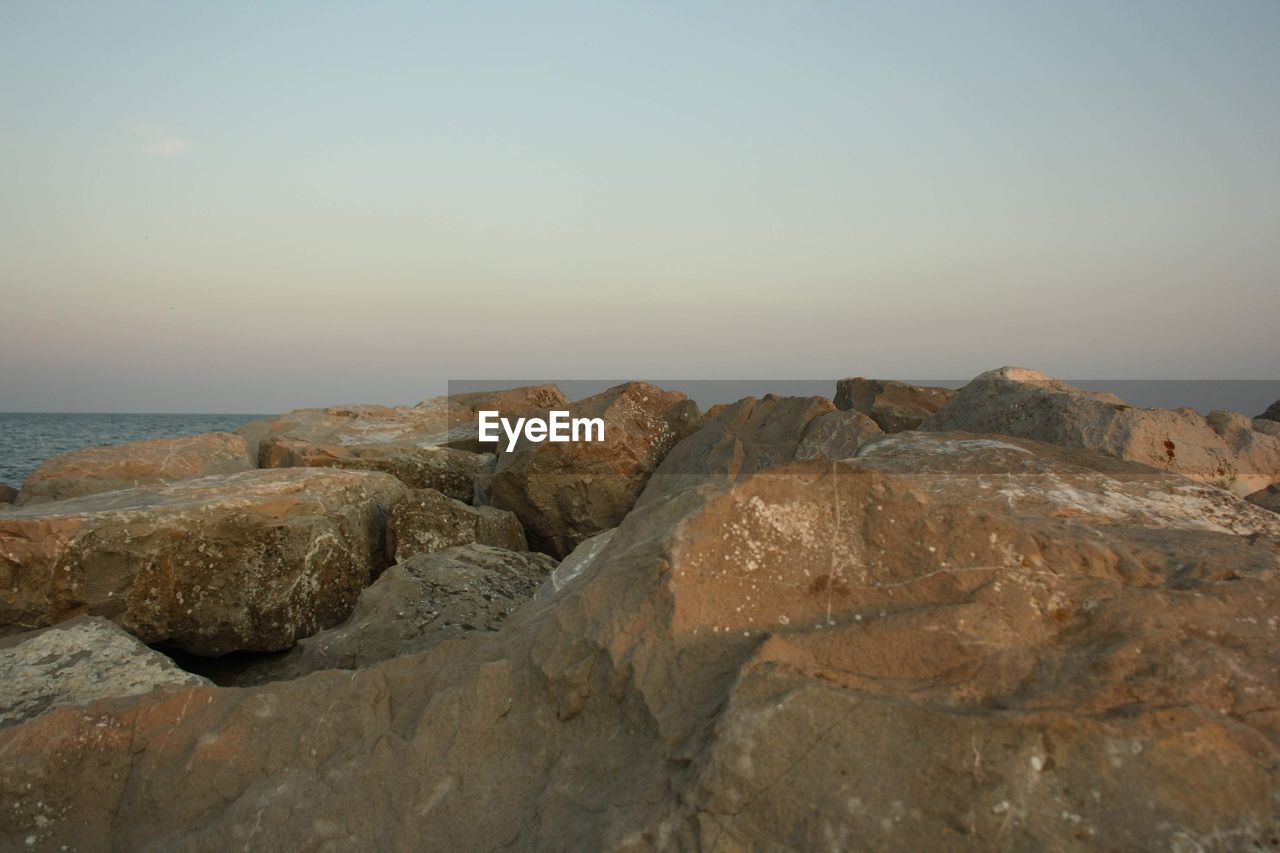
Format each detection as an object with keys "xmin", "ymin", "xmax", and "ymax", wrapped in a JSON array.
[{"xmin": 0, "ymin": 413, "xmax": 265, "ymax": 489}]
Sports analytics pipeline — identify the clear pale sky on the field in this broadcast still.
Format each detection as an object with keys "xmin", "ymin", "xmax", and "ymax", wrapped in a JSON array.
[{"xmin": 2, "ymin": 1, "xmax": 1278, "ymax": 412}]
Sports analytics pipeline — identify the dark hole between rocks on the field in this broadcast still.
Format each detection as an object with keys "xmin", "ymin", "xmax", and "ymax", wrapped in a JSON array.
[{"xmin": 153, "ymin": 642, "xmax": 293, "ymax": 687}]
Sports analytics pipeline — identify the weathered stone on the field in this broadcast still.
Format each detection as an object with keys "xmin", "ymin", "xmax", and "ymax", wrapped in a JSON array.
[
  {"xmin": 2, "ymin": 434, "xmax": 1278, "ymax": 849},
  {"xmin": 535, "ymin": 528, "xmax": 616, "ymax": 599},
  {"xmin": 794, "ymin": 409, "xmax": 883, "ymax": 461},
  {"xmin": 386, "ymin": 488, "xmax": 526, "ymax": 562},
  {"xmin": 834, "ymin": 377, "xmax": 956, "ymax": 432},
  {"xmin": 637, "ymin": 394, "xmax": 833, "ymax": 505},
  {"xmin": 0, "ymin": 468, "xmax": 406, "ymax": 655},
  {"xmin": 1258, "ymin": 399, "xmax": 1280, "ymax": 422},
  {"xmin": 1252, "ymin": 417, "xmax": 1280, "ymax": 439},
  {"xmin": 237, "ymin": 384, "xmax": 569, "ymax": 461},
  {"xmin": 0, "ymin": 484, "xmax": 16, "ymax": 506},
  {"xmin": 259, "ymin": 437, "xmax": 492, "ymax": 502},
  {"xmin": 0, "ymin": 616, "xmax": 207, "ymax": 727},
  {"xmin": 488, "ymin": 382, "xmax": 702, "ymax": 557},
  {"xmin": 1246, "ymin": 482, "xmax": 1280, "ymax": 514},
  {"xmin": 922, "ymin": 367, "xmax": 1280, "ymax": 496},
  {"xmin": 15, "ymin": 432, "xmax": 253, "ymax": 507},
  {"xmin": 231, "ymin": 544, "xmax": 556, "ymax": 685}
]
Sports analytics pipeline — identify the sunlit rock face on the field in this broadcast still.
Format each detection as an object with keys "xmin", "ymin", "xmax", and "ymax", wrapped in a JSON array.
[
  {"xmin": 15, "ymin": 432, "xmax": 254, "ymax": 506},
  {"xmin": 0, "ymin": 468, "xmax": 406, "ymax": 654},
  {"xmin": 923, "ymin": 367, "xmax": 1280, "ymax": 496},
  {"xmin": 834, "ymin": 376, "xmax": 956, "ymax": 432},
  {"xmin": 2, "ymin": 431, "xmax": 1278, "ymax": 850}
]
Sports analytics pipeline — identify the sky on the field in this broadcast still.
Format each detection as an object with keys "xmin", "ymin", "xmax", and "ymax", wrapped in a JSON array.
[{"xmin": 1, "ymin": 1, "xmax": 1278, "ymax": 412}]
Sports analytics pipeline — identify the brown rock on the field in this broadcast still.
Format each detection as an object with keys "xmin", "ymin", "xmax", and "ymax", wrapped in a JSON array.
[
  {"xmin": 386, "ymin": 488, "xmax": 526, "ymax": 562},
  {"xmin": 0, "ymin": 484, "xmax": 16, "ymax": 506},
  {"xmin": 0, "ymin": 468, "xmax": 406, "ymax": 654},
  {"xmin": 488, "ymin": 381, "xmax": 702, "ymax": 556},
  {"xmin": 2, "ymin": 434, "xmax": 1278, "ymax": 849},
  {"xmin": 1251, "ymin": 417, "xmax": 1280, "ymax": 439},
  {"xmin": 1246, "ymin": 482, "xmax": 1280, "ymax": 514},
  {"xmin": 237, "ymin": 384, "xmax": 569, "ymax": 460},
  {"xmin": 230, "ymin": 544, "xmax": 556, "ymax": 685},
  {"xmin": 794, "ymin": 409, "xmax": 883, "ymax": 461},
  {"xmin": 15, "ymin": 432, "xmax": 253, "ymax": 507},
  {"xmin": 637, "ymin": 394, "xmax": 834, "ymax": 504},
  {"xmin": 0, "ymin": 616, "xmax": 208, "ymax": 728},
  {"xmin": 259, "ymin": 437, "xmax": 492, "ymax": 503},
  {"xmin": 834, "ymin": 377, "xmax": 956, "ymax": 432},
  {"xmin": 923, "ymin": 367, "xmax": 1280, "ymax": 496}
]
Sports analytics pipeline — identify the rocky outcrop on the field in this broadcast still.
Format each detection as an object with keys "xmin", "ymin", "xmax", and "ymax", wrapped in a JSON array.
[
  {"xmin": 637, "ymin": 394, "xmax": 833, "ymax": 505},
  {"xmin": 488, "ymin": 382, "xmax": 702, "ymax": 557},
  {"xmin": 237, "ymin": 384, "xmax": 569, "ymax": 460},
  {"xmin": 14, "ymin": 432, "xmax": 253, "ymax": 507},
  {"xmin": 1252, "ymin": 417, "xmax": 1280, "ymax": 439},
  {"xmin": 231, "ymin": 544, "xmax": 556, "ymax": 685},
  {"xmin": 794, "ymin": 409, "xmax": 883, "ymax": 461},
  {"xmin": 1258, "ymin": 399, "xmax": 1280, "ymax": 422},
  {"xmin": 259, "ymin": 438, "xmax": 491, "ymax": 503},
  {"xmin": 1246, "ymin": 482, "xmax": 1280, "ymax": 514},
  {"xmin": 0, "ymin": 616, "xmax": 208, "ymax": 727},
  {"xmin": 0, "ymin": 484, "xmax": 16, "ymax": 506},
  {"xmin": 2, "ymin": 432, "xmax": 1277, "ymax": 849},
  {"xmin": 834, "ymin": 377, "xmax": 956, "ymax": 432},
  {"xmin": 0, "ymin": 468, "xmax": 406, "ymax": 655},
  {"xmin": 922, "ymin": 367, "xmax": 1280, "ymax": 496},
  {"xmin": 386, "ymin": 488, "xmax": 526, "ymax": 562}
]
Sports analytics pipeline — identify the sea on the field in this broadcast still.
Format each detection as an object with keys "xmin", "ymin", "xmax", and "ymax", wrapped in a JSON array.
[{"xmin": 0, "ymin": 413, "xmax": 265, "ymax": 489}]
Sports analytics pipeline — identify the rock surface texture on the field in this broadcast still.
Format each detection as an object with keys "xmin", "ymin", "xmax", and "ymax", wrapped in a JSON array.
[
  {"xmin": 3, "ymin": 429, "xmax": 1277, "ymax": 849},
  {"xmin": 922, "ymin": 367, "xmax": 1280, "ymax": 496},
  {"xmin": 488, "ymin": 382, "xmax": 702, "ymax": 557},
  {"xmin": 0, "ymin": 468, "xmax": 406, "ymax": 654},
  {"xmin": 231, "ymin": 544, "xmax": 556, "ymax": 685},
  {"xmin": 0, "ymin": 616, "xmax": 208, "ymax": 727},
  {"xmin": 15, "ymin": 432, "xmax": 254, "ymax": 506},
  {"xmin": 1246, "ymin": 482, "xmax": 1280, "ymax": 514},
  {"xmin": 834, "ymin": 377, "xmax": 957, "ymax": 432},
  {"xmin": 259, "ymin": 438, "xmax": 491, "ymax": 503},
  {"xmin": 387, "ymin": 488, "xmax": 527, "ymax": 562},
  {"xmin": 794, "ymin": 409, "xmax": 884, "ymax": 461}
]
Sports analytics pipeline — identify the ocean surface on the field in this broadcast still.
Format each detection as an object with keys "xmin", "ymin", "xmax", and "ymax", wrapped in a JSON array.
[{"xmin": 0, "ymin": 413, "xmax": 266, "ymax": 489}]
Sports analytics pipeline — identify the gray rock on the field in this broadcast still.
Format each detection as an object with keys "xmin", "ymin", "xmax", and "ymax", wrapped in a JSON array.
[
  {"xmin": 834, "ymin": 377, "xmax": 956, "ymax": 432},
  {"xmin": 795, "ymin": 410, "xmax": 884, "ymax": 461},
  {"xmin": 0, "ymin": 616, "xmax": 207, "ymax": 727},
  {"xmin": 922, "ymin": 367, "xmax": 1280, "ymax": 496},
  {"xmin": 387, "ymin": 488, "xmax": 526, "ymax": 562},
  {"xmin": 1257, "ymin": 399, "xmax": 1280, "ymax": 422},
  {"xmin": 0, "ymin": 484, "xmax": 17, "ymax": 505}
]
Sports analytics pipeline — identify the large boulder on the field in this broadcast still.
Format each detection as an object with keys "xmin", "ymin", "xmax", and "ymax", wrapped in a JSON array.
[
  {"xmin": 15, "ymin": 432, "xmax": 253, "ymax": 507},
  {"xmin": 834, "ymin": 377, "xmax": 956, "ymax": 432},
  {"xmin": 637, "ymin": 394, "xmax": 834, "ymax": 505},
  {"xmin": 259, "ymin": 438, "xmax": 491, "ymax": 503},
  {"xmin": 0, "ymin": 616, "xmax": 208, "ymax": 728},
  {"xmin": 2, "ymin": 434, "xmax": 1278, "ymax": 849},
  {"xmin": 232, "ymin": 544, "xmax": 556, "ymax": 685},
  {"xmin": 386, "ymin": 488, "xmax": 526, "ymax": 563},
  {"xmin": 237, "ymin": 384, "xmax": 569, "ymax": 460},
  {"xmin": 0, "ymin": 468, "xmax": 407, "ymax": 655},
  {"xmin": 488, "ymin": 382, "xmax": 702, "ymax": 557},
  {"xmin": 922, "ymin": 367, "xmax": 1280, "ymax": 496},
  {"xmin": 1258, "ymin": 399, "xmax": 1280, "ymax": 422},
  {"xmin": 794, "ymin": 409, "xmax": 883, "ymax": 461},
  {"xmin": 1246, "ymin": 483, "xmax": 1280, "ymax": 514}
]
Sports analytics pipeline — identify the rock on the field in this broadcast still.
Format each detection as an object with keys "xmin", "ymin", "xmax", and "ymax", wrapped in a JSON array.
[
  {"xmin": 0, "ymin": 616, "xmax": 208, "ymax": 728},
  {"xmin": 536, "ymin": 528, "xmax": 616, "ymax": 599},
  {"xmin": 14, "ymin": 432, "xmax": 253, "ymax": 507},
  {"xmin": 488, "ymin": 382, "xmax": 702, "ymax": 557},
  {"xmin": 0, "ymin": 484, "xmax": 16, "ymax": 506},
  {"xmin": 794, "ymin": 409, "xmax": 883, "ymax": 461},
  {"xmin": 637, "ymin": 394, "xmax": 834, "ymax": 504},
  {"xmin": 0, "ymin": 468, "xmax": 407, "ymax": 655},
  {"xmin": 237, "ymin": 384, "xmax": 569, "ymax": 461},
  {"xmin": 922, "ymin": 367, "xmax": 1280, "ymax": 496},
  {"xmin": 1253, "ymin": 417, "xmax": 1280, "ymax": 439},
  {"xmin": 3, "ymin": 434, "xmax": 1279, "ymax": 849},
  {"xmin": 386, "ymin": 488, "xmax": 526, "ymax": 562},
  {"xmin": 259, "ymin": 438, "xmax": 492, "ymax": 503},
  {"xmin": 1246, "ymin": 482, "xmax": 1280, "ymax": 514},
  {"xmin": 1258, "ymin": 399, "xmax": 1280, "ymax": 422},
  {"xmin": 232, "ymin": 545, "xmax": 556, "ymax": 684},
  {"xmin": 833, "ymin": 377, "xmax": 956, "ymax": 432}
]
